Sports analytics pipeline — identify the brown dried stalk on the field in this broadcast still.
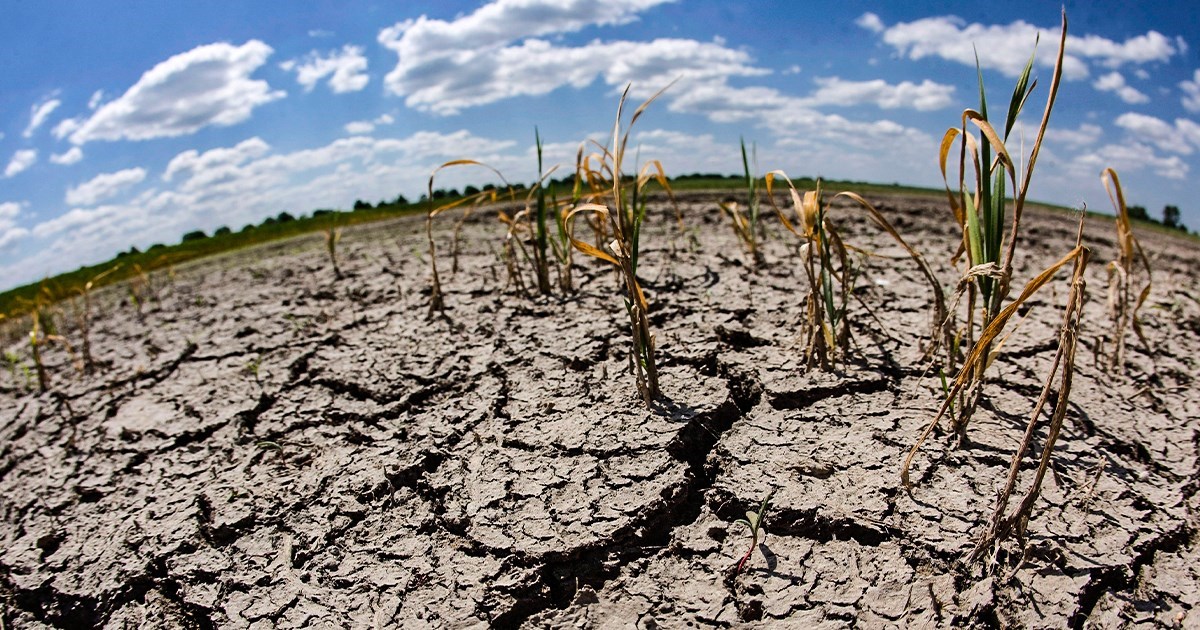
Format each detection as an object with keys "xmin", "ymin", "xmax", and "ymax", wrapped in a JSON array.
[
  {"xmin": 968, "ymin": 219, "xmax": 1090, "ymax": 565},
  {"xmin": 1098, "ymin": 168, "xmax": 1152, "ymax": 372}
]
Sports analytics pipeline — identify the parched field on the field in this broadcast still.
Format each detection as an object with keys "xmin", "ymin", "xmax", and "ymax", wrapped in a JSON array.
[{"xmin": 1, "ymin": 191, "xmax": 1197, "ymax": 628}]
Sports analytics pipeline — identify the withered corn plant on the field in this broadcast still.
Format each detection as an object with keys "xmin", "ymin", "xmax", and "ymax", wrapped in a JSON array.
[
  {"xmin": 75, "ymin": 264, "xmax": 121, "ymax": 374},
  {"xmin": 968, "ymin": 218, "xmax": 1090, "ymax": 564},
  {"xmin": 718, "ymin": 138, "xmax": 765, "ymax": 267},
  {"xmin": 764, "ymin": 174, "xmax": 948, "ymax": 370},
  {"xmin": 1097, "ymin": 168, "xmax": 1152, "ymax": 372},
  {"xmin": 29, "ymin": 307, "xmax": 48, "ymax": 393},
  {"xmin": 25, "ymin": 292, "xmax": 83, "ymax": 393},
  {"xmin": 323, "ymin": 225, "xmax": 343, "ymax": 280},
  {"xmin": 565, "ymin": 84, "xmax": 674, "ymax": 406},
  {"xmin": 763, "ymin": 175, "xmax": 850, "ymax": 370},
  {"xmin": 425, "ymin": 160, "xmax": 510, "ymax": 317},
  {"xmin": 904, "ymin": 9, "xmax": 1068, "ymax": 455},
  {"xmin": 902, "ymin": 15, "xmax": 1101, "ymax": 563},
  {"xmin": 498, "ymin": 133, "xmax": 577, "ymax": 296}
]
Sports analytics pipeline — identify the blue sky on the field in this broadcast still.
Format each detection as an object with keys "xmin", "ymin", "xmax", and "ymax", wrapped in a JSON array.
[{"xmin": 1, "ymin": 0, "xmax": 1197, "ymax": 291}]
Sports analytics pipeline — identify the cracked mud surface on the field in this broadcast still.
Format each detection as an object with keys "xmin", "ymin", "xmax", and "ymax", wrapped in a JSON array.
[{"xmin": 2, "ymin": 192, "xmax": 1198, "ymax": 628}]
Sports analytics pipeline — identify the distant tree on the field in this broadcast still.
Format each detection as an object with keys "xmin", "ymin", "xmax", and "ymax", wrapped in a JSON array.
[
  {"xmin": 353, "ymin": 199, "xmax": 372, "ymax": 211},
  {"xmin": 432, "ymin": 188, "xmax": 448, "ymax": 200},
  {"xmin": 1163, "ymin": 205, "xmax": 1182, "ymax": 229},
  {"xmin": 262, "ymin": 216, "xmax": 278, "ymax": 226},
  {"xmin": 241, "ymin": 224, "xmax": 256, "ymax": 233},
  {"xmin": 181, "ymin": 230, "xmax": 208, "ymax": 242},
  {"xmin": 213, "ymin": 225, "xmax": 232, "ymax": 236},
  {"xmin": 116, "ymin": 246, "xmax": 140, "ymax": 259},
  {"xmin": 482, "ymin": 183, "xmax": 496, "ymax": 192},
  {"xmin": 313, "ymin": 209, "xmax": 333, "ymax": 218},
  {"xmin": 1127, "ymin": 205, "xmax": 1150, "ymax": 222},
  {"xmin": 276, "ymin": 211, "xmax": 295, "ymax": 223},
  {"xmin": 394, "ymin": 194, "xmax": 409, "ymax": 205},
  {"xmin": 147, "ymin": 243, "xmax": 165, "ymax": 252},
  {"xmin": 464, "ymin": 185, "xmax": 480, "ymax": 196}
]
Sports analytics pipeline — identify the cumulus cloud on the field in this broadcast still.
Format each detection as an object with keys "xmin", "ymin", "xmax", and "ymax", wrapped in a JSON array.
[
  {"xmin": 65, "ymin": 168, "xmax": 147, "ymax": 206},
  {"xmin": 24, "ymin": 97, "xmax": 62, "ymax": 138},
  {"xmin": 344, "ymin": 114, "xmax": 394, "ymax": 135},
  {"xmin": 1069, "ymin": 142, "xmax": 1188, "ymax": 180},
  {"xmin": 1115, "ymin": 112, "xmax": 1199, "ymax": 154},
  {"xmin": 50, "ymin": 147, "xmax": 84, "ymax": 165},
  {"xmin": 804, "ymin": 77, "xmax": 954, "ymax": 110},
  {"xmin": 855, "ymin": 12, "xmax": 884, "ymax": 34},
  {"xmin": 163, "ymin": 137, "xmax": 270, "ymax": 182},
  {"xmin": 1093, "ymin": 72, "xmax": 1149, "ymax": 104},
  {"xmin": 4, "ymin": 150, "xmax": 37, "ymax": 178},
  {"xmin": 864, "ymin": 14, "xmax": 1183, "ymax": 80},
  {"xmin": 0, "ymin": 201, "xmax": 28, "ymax": 250},
  {"xmin": 377, "ymin": 0, "xmax": 760, "ymax": 114},
  {"xmin": 59, "ymin": 40, "xmax": 284, "ymax": 144},
  {"xmin": 280, "ymin": 45, "xmax": 369, "ymax": 93},
  {"xmin": 1046, "ymin": 123, "xmax": 1103, "ymax": 148},
  {"xmin": 24, "ymin": 129, "xmax": 521, "ymax": 279},
  {"xmin": 1182, "ymin": 69, "xmax": 1200, "ymax": 113},
  {"xmin": 344, "ymin": 121, "xmax": 375, "ymax": 135}
]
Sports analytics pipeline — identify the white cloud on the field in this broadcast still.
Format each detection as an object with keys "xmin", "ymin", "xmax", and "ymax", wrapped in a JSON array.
[
  {"xmin": 281, "ymin": 45, "xmax": 369, "ymax": 93},
  {"xmin": 4, "ymin": 150, "xmax": 37, "ymax": 178},
  {"xmin": 1071, "ymin": 30, "xmax": 1182, "ymax": 67},
  {"xmin": 163, "ymin": 136, "xmax": 270, "ymax": 182},
  {"xmin": 378, "ymin": 0, "xmax": 756, "ymax": 115},
  {"xmin": 1114, "ymin": 112, "xmax": 1198, "ymax": 154},
  {"xmin": 25, "ymin": 130, "xmax": 522, "ymax": 276},
  {"xmin": 869, "ymin": 15, "xmax": 1183, "ymax": 81},
  {"xmin": 50, "ymin": 147, "xmax": 84, "ymax": 165},
  {"xmin": 343, "ymin": 114, "xmax": 396, "ymax": 136},
  {"xmin": 1093, "ymin": 72, "xmax": 1149, "ymax": 104},
  {"xmin": 1068, "ymin": 142, "xmax": 1188, "ymax": 180},
  {"xmin": 382, "ymin": 24, "xmax": 766, "ymax": 115},
  {"xmin": 65, "ymin": 168, "xmax": 147, "ymax": 206},
  {"xmin": 61, "ymin": 40, "xmax": 284, "ymax": 144},
  {"xmin": 308, "ymin": 29, "xmax": 334, "ymax": 38},
  {"xmin": 804, "ymin": 77, "xmax": 954, "ymax": 111},
  {"xmin": 0, "ymin": 202, "xmax": 28, "ymax": 250},
  {"xmin": 855, "ymin": 12, "xmax": 885, "ymax": 34},
  {"xmin": 1045, "ymin": 123, "xmax": 1102, "ymax": 148},
  {"xmin": 1182, "ymin": 69, "xmax": 1200, "ymax": 113},
  {"xmin": 88, "ymin": 90, "xmax": 105, "ymax": 110},
  {"xmin": 24, "ymin": 98, "xmax": 62, "ymax": 138}
]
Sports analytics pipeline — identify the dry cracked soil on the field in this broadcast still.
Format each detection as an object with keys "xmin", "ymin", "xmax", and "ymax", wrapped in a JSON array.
[{"xmin": 1, "ymin": 191, "xmax": 1198, "ymax": 629}]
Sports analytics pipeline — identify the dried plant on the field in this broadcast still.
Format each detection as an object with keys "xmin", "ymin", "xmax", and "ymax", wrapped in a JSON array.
[
  {"xmin": 76, "ymin": 264, "xmax": 121, "ymax": 374},
  {"xmin": 1097, "ymin": 168, "xmax": 1152, "ymax": 372},
  {"xmin": 718, "ymin": 138, "xmax": 765, "ymax": 267},
  {"xmin": 968, "ymin": 219, "xmax": 1090, "ymax": 564},
  {"xmin": 913, "ymin": 9, "xmax": 1068, "ymax": 445},
  {"xmin": 764, "ymin": 176, "xmax": 850, "ymax": 369},
  {"xmin": 425, "ymin": 161, "xmax": 510, "ymax": 317},
  {"xmin": 565, "ymin": 84, "xmax": 674, "ymax": 405},
  {"xmin": 323, "ymin": 225, "xmax": 343, "ymax": 280}
]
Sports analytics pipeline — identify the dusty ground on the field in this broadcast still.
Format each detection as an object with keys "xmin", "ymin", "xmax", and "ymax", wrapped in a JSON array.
[{"xmin": 1, "ymin": 191, "xmax": 1197, "ymax": 629}]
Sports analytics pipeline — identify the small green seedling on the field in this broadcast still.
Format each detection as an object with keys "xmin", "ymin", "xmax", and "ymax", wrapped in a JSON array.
[{"xmin": 733, "ymin": 489, "xmax": 774, "ymax": 575}]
